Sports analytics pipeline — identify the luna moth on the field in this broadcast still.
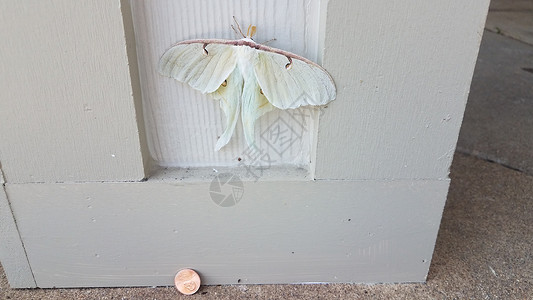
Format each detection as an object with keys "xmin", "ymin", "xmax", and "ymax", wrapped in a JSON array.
[{"xmin": 159, "ymin": 19, "xmax": 336, "ymax": 151}]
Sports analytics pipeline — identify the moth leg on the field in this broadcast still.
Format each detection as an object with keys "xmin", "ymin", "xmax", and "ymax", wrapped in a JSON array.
[
  {"xmin": 261, "ymin": 38, "xmax": 277, "ymax": 46},
  {"xmin": 202, "ymin": 43, "xmax": 209, "ymax": 55}
]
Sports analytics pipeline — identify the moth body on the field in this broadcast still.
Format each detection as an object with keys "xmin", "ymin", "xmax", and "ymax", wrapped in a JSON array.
[{"xmin": 234, "ymin": 39, "xmax": 256, "ymax": 81}]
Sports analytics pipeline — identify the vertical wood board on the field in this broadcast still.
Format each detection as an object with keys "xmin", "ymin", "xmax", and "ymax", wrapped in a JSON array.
[
  {"xmin": 315, "ymin": 0, "xmax": 491, "ymax": 180},
  {"xmin": 7, "ymin": 179, "xmax": 448, "ymax": 287},
  {"xmin": 120, "ymin": 0, "xmax": 154, "ymax": 177},
  {"xmin": 0, "ymin": 0, "xmax": 146, "ymax": 183},
  {"xmin": 130, "ymin": 0, "xmax": 322, "ymax": 169}
]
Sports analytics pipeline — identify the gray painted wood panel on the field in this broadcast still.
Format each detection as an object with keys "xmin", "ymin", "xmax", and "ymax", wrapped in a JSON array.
[
  {"xmin": 0, "ymin": 0, "xmax": 147, "ymax": 183},
  {"xmin": 7, "ymin": 179, "xmax": 448, "ymax": 287},
  {"xmin": 0, "ymin": 184, "xmax": 36, "ymax": 288},
  {"xmin": 315, "ymin": 0, "xmax": 490, "ymax": 180}
]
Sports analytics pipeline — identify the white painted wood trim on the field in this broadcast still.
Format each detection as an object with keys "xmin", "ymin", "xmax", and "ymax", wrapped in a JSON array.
[
  {"xmin": 7, "ymin": 179, "xmax": 448, "ymax": 287},
  {"xmin": 130, "ymin": 0, "xmax": 322, "ymax": 171},
  {"xmin": 0, "ymin": 0, "xmax": 148, "ymax": 183},
  {"xmin": 315, "ymin": 0, "xmax": 491, "ymax": 180},
  {"xmin": 0, "ymin": 183, "xmax": 36, "ymax": 288}
]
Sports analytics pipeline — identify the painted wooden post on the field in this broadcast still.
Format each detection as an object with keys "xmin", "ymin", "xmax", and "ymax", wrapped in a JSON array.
[
  {"xmin": 0, "ymin": 1, "xmax": 149, "ymax": 183},
  {"xmin": 0, "ymin": 0, "xmax": 490, "ymax": 288}
]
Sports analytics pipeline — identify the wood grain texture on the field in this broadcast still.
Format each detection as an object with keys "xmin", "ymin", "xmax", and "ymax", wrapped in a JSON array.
[
  {"xmin": 0, "ymin": 184, "xmax": 36, "ymax": 288},
  {"xmin": 7, "ymin": 179, "xmax": 448, "ymax": 287},
  {"xmin": 130, "ymin": 0, "xmax": 321, "ymax": 169},
  {"xmin": 315, "ymin": 0, "xmax": 491, "ymax": 180},
  {"xmin": 0, "ymin": 0, "xmax": 146, "ymax": 183}
]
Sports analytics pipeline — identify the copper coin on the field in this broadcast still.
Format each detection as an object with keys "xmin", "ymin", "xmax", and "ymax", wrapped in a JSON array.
[{"xmin": 174, "ymin": 269, "xmax": 201, "ymax": 295}]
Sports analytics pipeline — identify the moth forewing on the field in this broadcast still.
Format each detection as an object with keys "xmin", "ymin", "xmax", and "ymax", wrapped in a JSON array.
[{"xmin": 253, "ymin": 49, "xmax": 335, "ymax": 110}]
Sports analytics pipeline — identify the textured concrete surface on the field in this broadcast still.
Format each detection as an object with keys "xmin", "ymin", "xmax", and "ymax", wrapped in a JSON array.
[
  {"xmin": 486, "ymin": 0, "xmax": 533, "ymax": 44},
  {"xmin": 2, "ymin": 153, "xmax": 532, "ymax": 299},
  {"xmin": 457, "ymin": 31, "xmax": 533, "ymax": 175}
]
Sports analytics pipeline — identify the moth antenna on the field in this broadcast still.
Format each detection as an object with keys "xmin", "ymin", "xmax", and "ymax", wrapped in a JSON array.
[
  {"xmin": 233, "ymin": 16, "xmax": 245, "ymax": 38},
  {"xmin": 261, "ymin": 38, "xmax": 277, "ymax": 46},
  {"xmin": 247, "ymin": 25, "xmax": 257, "ymax": 39},
  {"xmin": 231, "ymin": 25, "xmax": 239, "ymax": 37}
]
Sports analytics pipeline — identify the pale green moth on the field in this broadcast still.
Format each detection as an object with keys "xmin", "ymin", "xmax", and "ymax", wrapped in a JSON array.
[{"xmin": 159, "ymin": 20, "xmax": 336, "ymax": 151}]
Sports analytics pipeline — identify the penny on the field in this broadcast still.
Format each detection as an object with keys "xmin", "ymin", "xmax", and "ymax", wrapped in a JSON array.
[{"xmin": 174, "ymin": 269, "xmax": 201, "ymax": 295}]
